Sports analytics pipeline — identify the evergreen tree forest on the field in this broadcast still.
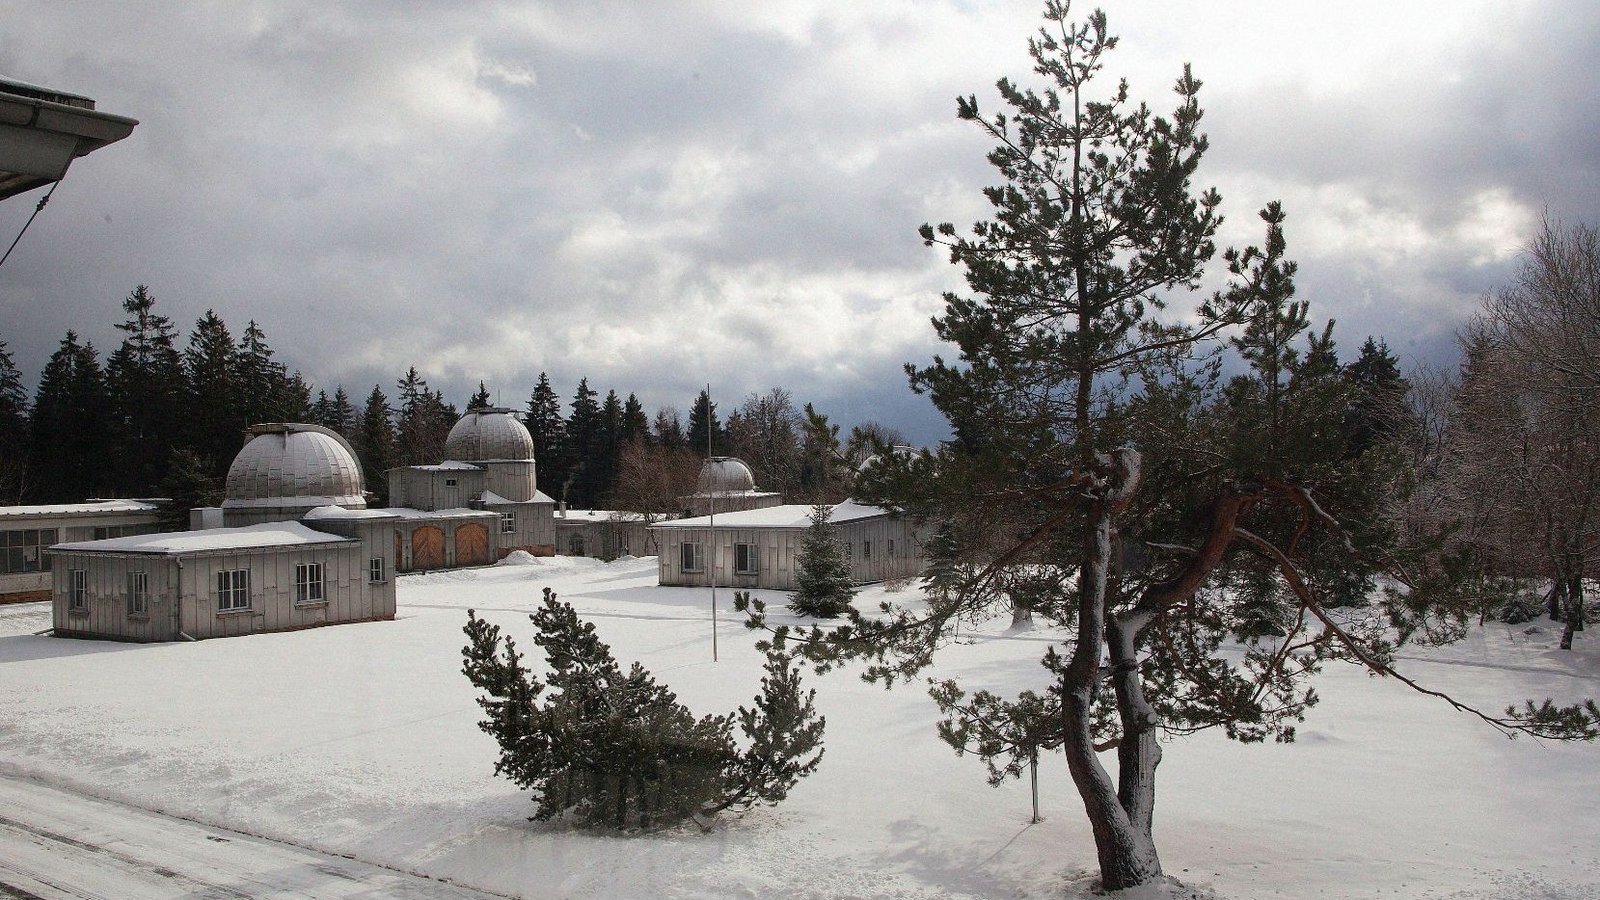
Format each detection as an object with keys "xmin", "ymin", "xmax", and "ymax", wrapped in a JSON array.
[{"xmin": 0, "ymin": 287, "xmax": 880, "ymax": 509}]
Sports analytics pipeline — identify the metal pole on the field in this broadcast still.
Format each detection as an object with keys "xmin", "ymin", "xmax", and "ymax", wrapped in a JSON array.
[
  {"xmin": 1030, "ymin": 746, "xmax": 1041, "ymax": 824},
  {"xmin": 708, "ymin": 382, "xmax": 718, "ymax": 663}
]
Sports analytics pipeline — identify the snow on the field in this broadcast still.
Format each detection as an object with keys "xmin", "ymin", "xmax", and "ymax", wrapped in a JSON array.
[
  {"xmin": 481, "ymin": 490, "xmax": 557, "ymax": 506},
  {"xmin": 0, "ymin": 499, "xmax": 160, "ymax": 519},
  {"xmin": 303, "ymin": 505, "xmax": 402, "ymax": 520},
  {"xmin": 50, "ymin": 521, "xmax": 355, "ymax": 554},
  {"xmin": 656, "ymin": 499, "xmax": 888, "ymax": 529},
  {"xmin": 0, "ymin": 563, "xmax": 1597, "ymax": 899}
]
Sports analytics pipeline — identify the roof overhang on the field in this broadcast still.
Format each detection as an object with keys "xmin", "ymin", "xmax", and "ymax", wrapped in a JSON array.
[{"xmin": 0, "ymin": 76, "xmax": 138, "ymax": 201}]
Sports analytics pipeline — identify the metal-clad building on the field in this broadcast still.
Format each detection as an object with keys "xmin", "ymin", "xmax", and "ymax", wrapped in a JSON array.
[
  {"xmin": 679, "ymin": 457, "xmax": 783, "ymax": 517},
  {"xmin": 0, "ymin": 500, "xmax": 162, "ymax": 603},
  {"xmin": 650, "ymin": 500, "xmax": 926, "ymax": 591},
  {"xmin": 554, "ymin": 508, "xmax": 667, "ymax": 560}
]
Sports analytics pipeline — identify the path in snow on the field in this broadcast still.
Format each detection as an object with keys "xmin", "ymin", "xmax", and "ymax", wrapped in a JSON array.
[{"xmin": 0, "ymin": 773, "xmax": 509, "ymax": 900}]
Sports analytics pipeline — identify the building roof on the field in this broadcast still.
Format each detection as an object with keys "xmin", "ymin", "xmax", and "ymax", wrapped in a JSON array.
[
  {"xmin": 0, "ymin": 74, "xmax": 139, "ymax": 201},
  {"xmin": 695, "ymin": 457, "xmax": 758, "ymax": 494},
  {"xmin": 51, "ymin": 522, "xmax": 354, "ymax": 555},
  {"xmin": 223, "ymin": 423, "xmax": 366, "ymax": 511},
  {"xmin": 0, "ymin": 499, "xmax": 160, "ymax": 521},
  {"xmin": 651, "ymin": 500, "xmax": 888, "ymax": 530},
  {"xmin": 444, "ymin": 408, "xmax": 535, "ymax": 463},
  {"xmin": 480, "ymin": 490, "xmax": 556, "ymax": 506}
]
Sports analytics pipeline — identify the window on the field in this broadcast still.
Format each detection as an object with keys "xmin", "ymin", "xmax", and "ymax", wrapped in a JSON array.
[
  {"xmin": 570, "ymin": 534, "xmax": 586, "ymax": 556},
  {"xmin": 369, "ymin": 557, "xmax": 385, "ymax": 584},
  {"xmin": 3, "ymin": 528, "xmax": 58, "ymax": 574},
  {"xmin": 862, "ymin": 540, "xmax": 873, "ymax": 561},
  {"xmin": 94, "ymin": 525, "xmax": 150, "ymax": 541},
  {"xmin": 680, "ymin": 541, "xmax": 704, "ymax": 573},
  {"xmin": 734, "ymin": 543, "xmax": 758, "ymax": 575},
  {"xmin": 126, "ymin": 571, "xmax": 149, "ymax": 617},
  {"xmin": 294, "ymin": 563, "xmax": 324, "ymax": 605},
  {"xmin": 444, "ymin": 478, "xmax": 458, "ymax": 487},
  {"xmin": 69, "ymin": 569, "xmax": 87, "ymax": 611},
  {"xmin": 500, "ymin": 512, "xmax": 516, "ymax": 534},
  {"xmin": 216, "ymin": 569, "xmax": 250, "ymax": 612},
  {"xmin": 844, "ymin": 540, "xmax": 852, "ymax": 562},
  {"xmin": 887, "ymin": 539, "xmax": 896, "ymax": 558}
]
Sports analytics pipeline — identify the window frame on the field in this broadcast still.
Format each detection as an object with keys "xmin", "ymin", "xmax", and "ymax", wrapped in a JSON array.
[
  {"xmin": 369, "ymin": 557, "xmax": 386, "ymax": 584},
  {"xmin": 126, "ymin": 571, "xmax": 149, "ymax": 617},
  {"xmin": 680, "ymin": 541, "xmax": 705, "ymax": 573},
  {"xmin": 887, "ymin": 538, "xmax": 896, "ymax": 558},
  {"xmin": 294, "ymin": 562, "xmax": 325, "ymax": 605},
  {"xmin": 3, "ymin": 528, "xmax": 58, "ymax": 575},
  {"xmin": 734, "ymin": 542, "xmax": 758, "ymax": 576},
  {"xmin": 216, "ymin": 569, "xmax": 250, "ymax": 613},
  {"xmin": 500, "ymin": 511, "xmax": 516, "ymax": 534},
  {"xmin": 862, "ymin": 540, "xmax": 873, "ymax": 561},
  {"xmin": 69, "ymin": 568, "xmax": 88, "ymax": 611}
]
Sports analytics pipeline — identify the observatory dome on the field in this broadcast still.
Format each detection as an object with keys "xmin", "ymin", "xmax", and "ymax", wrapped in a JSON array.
[
  {"xmin": 698, "ymin": 457, "xmax": 758, "ymax": 494},
  {"xmin": 444, "ymin": 408, "xmax": 535, "ymax": 462},
  {"xmin": 222, "ymin": 424, "xmax": 366, "ymax": 511}
]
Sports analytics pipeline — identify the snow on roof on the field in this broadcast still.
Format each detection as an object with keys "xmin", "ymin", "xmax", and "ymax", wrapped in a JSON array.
[
  {"xmin": 302, "ymin": 506, "xmax": 401, "ymax": 521},
  {"xmin": 480, "ymin": 490, "xmax": 556, "ymax": 506},
  {"xmin": 0, "ymin": 499, "xmax": 161, "ymax": 520},
  {"xmin": 51, "ymin": 522, "xmax": 355, "ymax": 555},
  {"xmin": 410, "ymin": 461, "xmax": 483, "ymax": 472},
  {"xmin": 381, "ymin": 507, "xmax": 497, "ymax": 521},
  {"xmin": 651, "ymin": 500, "xmax": 887, "ymax": 529}
]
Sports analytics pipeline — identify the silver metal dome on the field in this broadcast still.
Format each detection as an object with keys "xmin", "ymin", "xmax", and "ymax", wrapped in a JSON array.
[
  {"xmin": 222, "ymin": 423, "xmax": 366, "ymax": 510},
  {"xmin": 444, "ymin": 408, "xmax": 535, "ymax": 462},
  {"xmin": 698, "ymin": 457, "xmax": 757, "ymax": 494}
]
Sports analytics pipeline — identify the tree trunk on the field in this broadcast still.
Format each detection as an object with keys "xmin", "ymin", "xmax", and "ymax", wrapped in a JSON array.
[
  {"xmin": 1060, "ymin": 450, "xmax": 1163, "ymax": 892},
  {"xmin": 1561, "ymin": 572, "xmax": 1584, "ymax": 650}
]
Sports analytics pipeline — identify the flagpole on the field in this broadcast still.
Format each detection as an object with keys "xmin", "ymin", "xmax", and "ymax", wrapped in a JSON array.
[{"xmin": 707, "ymin": 382, "xmax": 718, "ymax": 663}]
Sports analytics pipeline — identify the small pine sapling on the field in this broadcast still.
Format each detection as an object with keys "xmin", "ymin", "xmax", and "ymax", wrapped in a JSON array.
[{"xmin": 462, "ymin": 588, "xmax": 824, "ymax": 830}]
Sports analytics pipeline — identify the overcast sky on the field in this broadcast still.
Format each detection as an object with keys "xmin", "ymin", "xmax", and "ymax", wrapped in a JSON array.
[{"xmin": 2, "ymin": 1, "xmax": 1595, "ymax": 445}]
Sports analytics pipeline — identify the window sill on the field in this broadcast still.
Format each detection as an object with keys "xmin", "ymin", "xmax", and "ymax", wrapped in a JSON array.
[
  {"xmin": 126, "ymin": 614, "xmax": 149, "ymax": 622},
  {"xmin": 216, "ymin": 607, "xmax": 254, "ymax": 617},
  {"xmin": 294, "ymin": 600, "xmax": 328, "ymax": 609},
  {"xmin": 67, "ymin": 608, "xmax": 89, "ymax": 617}
]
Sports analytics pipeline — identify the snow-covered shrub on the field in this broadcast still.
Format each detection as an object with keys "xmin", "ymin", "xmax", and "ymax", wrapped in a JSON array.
[
  {"xmin": 791, "ymin": 503, "xmax": 856, "ymax": 618},
  {"xmin": 461, "ymin": 588, "xmax": 824, "ymax": 830}
]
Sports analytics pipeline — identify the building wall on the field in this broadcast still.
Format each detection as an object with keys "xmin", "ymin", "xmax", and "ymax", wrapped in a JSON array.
[
  {"xmin": 50, "ymin": 554, "xmax": 181, "ymax": 641},
  {"xmin": 484, "ymin": 500, "xmax": 555, "ymax": 557},
  {"xmin": 391, "ymin": 513, "xmax": 500, "ymax": 572},
  {"xmin": 653, "ymin": 516, "xmax": 925, "ymax": 592},
  {"xmin": 51, "ymin": 539, "xmax": 395, "ymax": 642},
  {"xmin": 483, "ymin": 461, "xmax": 536, "ymax": 503},
  {"xmin": 684, "ymin": 492, "xmax": 783, "ymax": 518},
  {"xmin": 555, "ymin": 516, "xmax": 658, "ymax": 560},
  {"xmin": 387, "ymin": 467, "xmax": 485, "ymax": 511}
]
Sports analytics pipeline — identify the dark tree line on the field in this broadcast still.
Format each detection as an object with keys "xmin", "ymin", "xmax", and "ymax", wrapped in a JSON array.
[{"xmin": 0, "ymin": 287, "xmax": 898, "ymax": 514}]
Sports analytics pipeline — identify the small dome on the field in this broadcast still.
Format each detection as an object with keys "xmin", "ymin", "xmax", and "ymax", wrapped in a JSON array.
[
  {"xmin": 698, "ymin": 457, "xmax": 757, "ymax": 494},
  {"xmin": 223, "ymin": 424, "xmax": 366, "ymax": 509},
  {"xmin": 445, "ymin": 408, "xmax": 535, "ymax": 462}
]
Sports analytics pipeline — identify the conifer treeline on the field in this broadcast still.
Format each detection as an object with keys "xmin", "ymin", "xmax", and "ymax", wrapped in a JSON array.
[{"xmin": 0, "ymin": 286, "xmax": 893, "ymax": 510}]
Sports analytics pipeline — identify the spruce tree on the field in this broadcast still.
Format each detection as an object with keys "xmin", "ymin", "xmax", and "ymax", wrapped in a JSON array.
[
  {"xmin": 0, "ymin": 337, "xmax": 31, "ymax": 502},
  {"xmin": 621, "ymin": 393, "xmax": 650, "ymax": 445},
  {"xmin": 653, "ymin": 407, "xmax": 686, "ymax": 450},
  {"xmin": 355, "ymin": 385, "xmax": 396, "ymax": 504},
  {"xmin": 462, "ymin": 588, "xmax": 823, "ymax": 830},
  {"xmin": 790, "ymin": 504, "xmax": 856, "ymax": 618},
  {"xmin": 183, "ymin": 310, "xmax": 246, "ymax": 477},
  {"xmin": 566, "ymin": 378, "xmax": 601, "ymax": 505},
  {"xmin": 686, "ymin": 389, "xmax": 723, "ymax": 457},
  {"xmin": 524, "ymin": 373, "xmax": 568, "ymax": 498},
  {"xmin": 30, "ymin": 332, "xmax": 113, "ymax": 501},
  {"xmin": 329, "ymin": 386, "xmax": 357, "ymax": 437},
  {"xmin": 106, "ymin": 285, "xmax": 185, "ymax": 494},
  {"xmin": 467, "ymin": 380, "xmax": 492, "ymax": 411}
]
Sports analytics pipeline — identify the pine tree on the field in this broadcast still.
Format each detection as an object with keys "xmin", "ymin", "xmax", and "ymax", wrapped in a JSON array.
[
  {"xmin": 653, "ymin": 407, "xmax": 686, "ymax": 450},
  {"xmin": 0, "ymin": 336, "xmax": 31, "ymax": 502},
  {"xmin": 395, "ymin": 368, "xmax": 454, "ymax": 465},
  {"xmin": 621, "ymin": 393, "xmax": 649, "ymax": 445},
  {"xmin": 235, "ymin": 320, "xmax": 293, "ymax": 426},
  {"xmin": 594, "ymin": 389, "xmax": 625, "ymax": 503},
  {"xmin": 566, "ymin": 378, "xmax": 601, "ymax": 505},
  {"xmin": 105, "ymin": 285, "xmax": 186, "ymax": 494},
  {"xmin": 686, "ymin": 389, "xmax": 723, "ymax": 457},
  {"xmin": 328, "ymin": 386, "xmax": 357, "ymax": 437},
  {"xmin": 790, "ymin": 504, "xmax": 856, "ymax": 618},
  {"xmin": 467, "ymin": 380, "xmax": 492, "ymax": 411},
  {"xmin": 183, "ymin": 310, "xmax": 246, "ymax": 478},
  {"xmin": 155, "ymin": 448, "xmax": 222, "ymax": 530},
  {"xmin": 355, "ymin": 385, "xmax": 396, "ymax": 504},
  {"xmin": 311, "ymin": 390, "xmax": 334, "ymax": 427},
  {"xmin": 524, "ymin": 373, "xmax": 567, "ymax": 499},
  {"xmin": 462, "ymin": 588, "xmax": 823, "ymax": 830},
  {"xmin": 30, "ymin": 332, "xmax": 113, "ymax": 501}
]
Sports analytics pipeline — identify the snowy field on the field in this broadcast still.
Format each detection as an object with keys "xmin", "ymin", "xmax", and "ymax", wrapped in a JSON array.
[{"xmin": 1, "ymin": 555, "xmax": 1597, "ymax": 899}]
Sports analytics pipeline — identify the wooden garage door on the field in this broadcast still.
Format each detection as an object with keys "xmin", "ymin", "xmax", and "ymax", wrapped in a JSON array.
[
  {"xmin": 455, "ymin": 522, "xmax": 489, "ymax": 567},
  {"xmin": 412, "ymin": 525, "xmax": 445, "ymax": 570}
]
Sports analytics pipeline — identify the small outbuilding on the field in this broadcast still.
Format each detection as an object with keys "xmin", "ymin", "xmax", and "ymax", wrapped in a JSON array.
[
  {"xmin": 679, "ymin": 457, "xmax": 782, "ymax": 517},
  {"xmin": 650, "ymin": 500, "xmax": 926, "ymax": 591}
]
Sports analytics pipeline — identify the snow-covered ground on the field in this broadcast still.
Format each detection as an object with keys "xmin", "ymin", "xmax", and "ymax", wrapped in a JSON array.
[{"xmin": 1, "ymin": 556, "xmax": 1596, "ymax": 899}]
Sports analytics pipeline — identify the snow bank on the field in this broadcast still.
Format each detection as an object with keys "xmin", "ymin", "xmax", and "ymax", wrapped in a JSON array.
[{"xmin": 2, "ymin": 569, "xmax": 1597, "ymax": 899}]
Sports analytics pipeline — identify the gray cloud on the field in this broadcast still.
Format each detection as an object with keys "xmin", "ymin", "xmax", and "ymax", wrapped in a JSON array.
[{"xmin": 0, "ymin": 1, "xmax": 1593, "ymax": 445}]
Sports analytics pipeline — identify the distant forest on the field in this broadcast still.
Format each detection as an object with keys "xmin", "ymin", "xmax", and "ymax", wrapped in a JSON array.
[{"xmin": 0, "ymin": 286, "xmax": 898, "ymax": 513}]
